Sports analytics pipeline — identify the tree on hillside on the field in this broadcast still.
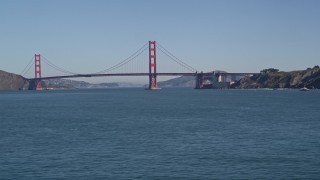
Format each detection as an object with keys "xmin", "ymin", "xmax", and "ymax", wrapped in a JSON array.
[{"xmin": 260, "ymin": 68, "xmax": 279, "ymax": 74}]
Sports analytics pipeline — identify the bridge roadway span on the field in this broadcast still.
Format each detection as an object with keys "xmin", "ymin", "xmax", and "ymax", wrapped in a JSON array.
[{"xmin": 28, "ymin": 72, "xmax": 257, "ymax": 80}]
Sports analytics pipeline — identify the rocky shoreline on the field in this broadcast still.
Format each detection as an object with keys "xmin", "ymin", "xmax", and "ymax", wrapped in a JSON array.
[
  {"xmin": 231, "ymin": 66, "xmax": 320, "ymax": 89},
  {"xmin": 1, "ymin": 66, "xmax": 320, "ymax": 90}
]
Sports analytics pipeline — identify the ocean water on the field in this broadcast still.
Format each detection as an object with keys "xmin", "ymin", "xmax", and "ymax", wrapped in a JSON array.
[{"xmin": 0, "ymin": 88, "xmax": 320, "ymax": 179}]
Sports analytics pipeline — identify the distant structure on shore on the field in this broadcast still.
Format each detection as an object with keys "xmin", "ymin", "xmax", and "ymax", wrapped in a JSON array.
[{"xmin": 196, "ymin": 71, "xmax": 256, "ymax": 89}]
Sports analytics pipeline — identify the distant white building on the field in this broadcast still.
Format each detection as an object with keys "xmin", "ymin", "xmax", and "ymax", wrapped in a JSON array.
[{"xmin": 218, "ymin": 74, "xmax": 246, "ymax": 83}]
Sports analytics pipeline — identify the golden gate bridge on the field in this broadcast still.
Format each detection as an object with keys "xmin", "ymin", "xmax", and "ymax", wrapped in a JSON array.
[{"xmin": 20, "ymin": 41, "xmax": 256, "ymax": 90}]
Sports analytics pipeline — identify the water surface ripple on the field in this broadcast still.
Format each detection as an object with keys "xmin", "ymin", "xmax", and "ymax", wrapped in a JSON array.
[{"xmin": 1, "ymin": 89, "xmax": 320, "ymax": 179}]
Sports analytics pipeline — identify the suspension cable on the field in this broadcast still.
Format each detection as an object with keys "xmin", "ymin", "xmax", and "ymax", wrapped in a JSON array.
[
  {"xmin": 20, "ymin": 56, "xmax": 35, "ymax": 76},
  {"xmin": 41, "ymin": 55, "xmax": 78, "ymax": 75},
  {"xmin": 97, "ymin": 46, "xmax": 148, "ymax": 73},
  {"xmin": 157, "ymin": 43, "xmax": 198, "ymax": 72},
  {"xmin": 94, "ymin": 42, "xmax": 148, "ymax": 74},
  {"xmin": 20, "ymin": 42, "xmax": 196, "ymax": 77}
]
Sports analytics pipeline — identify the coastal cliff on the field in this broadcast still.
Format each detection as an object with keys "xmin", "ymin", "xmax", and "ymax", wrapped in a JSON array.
[
  {"xmin": 0, "ymin": 70, "xmax": 29, "ymax": 90},
  {"xmin": 231, "ymin": 66, "xmax": 320, "ymax": 89},
  {"xmin": 2, "ymin": 67, "xmax": 320, "ymax": 90}
]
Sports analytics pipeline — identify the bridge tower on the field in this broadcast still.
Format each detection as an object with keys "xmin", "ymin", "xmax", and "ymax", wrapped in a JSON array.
[
  {"xmin": 35, "ymin": 54, "xmax": 42, "ymax": 90},
  {"xmin": 149, "ymin": 41, "xmax": 157, "ymax": 89}
]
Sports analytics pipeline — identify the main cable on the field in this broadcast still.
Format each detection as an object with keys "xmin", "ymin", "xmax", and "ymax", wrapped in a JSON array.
[
  {"xmin": 157, "ymin": 43, "xmax": 198, "ymax": 72},
  {"xmin": 20, "ymin": 56, "xmax": 36, "ymax": 76},
  {"xmin": 94, "ymin": 42, "xmax": 148, "ymax": 74},
  {"xmin": 41, "ymin": 55, "xmax": 78, "ymax": 75}
]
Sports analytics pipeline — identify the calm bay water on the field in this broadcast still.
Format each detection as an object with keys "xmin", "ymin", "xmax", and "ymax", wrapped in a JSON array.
[{"xmin": 1, "ymin": 88, "xmax": 320, "ymax": 179}]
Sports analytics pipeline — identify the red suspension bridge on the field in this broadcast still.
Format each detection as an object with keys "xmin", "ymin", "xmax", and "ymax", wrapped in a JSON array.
[{"xmin": 21, "ymin": 41, "xmax": 255, "ymax": 90}]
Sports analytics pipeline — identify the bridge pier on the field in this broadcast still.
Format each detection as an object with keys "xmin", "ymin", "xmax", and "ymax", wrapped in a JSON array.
[{"xmin": 195, "ymin": 72, "xmax": 204, "ymax": 89}]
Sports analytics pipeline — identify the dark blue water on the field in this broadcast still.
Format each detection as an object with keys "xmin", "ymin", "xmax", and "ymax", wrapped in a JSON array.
[{"xmin": 1, "ymin": 89, "xmax": 320, "ymax": 179}]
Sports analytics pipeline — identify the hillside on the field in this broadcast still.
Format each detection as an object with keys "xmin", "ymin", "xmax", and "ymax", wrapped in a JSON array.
[
  {"xmin": 158, "ymin": 76, "xmax": 195, "ymax": 88},
  {"xmin": 42, "ymin": 79, "xmax": 92, "ymax": 89},
  {"xmin": 0, "ymin": 70, "xmax": 144, "ymax": 90},
  {"xmin": 42, "ymin": 79, "xmax": 143, "ymax": 89},
  {"xmin": 0, "ymin": 70, "xmax": 29, "ymax": 90},
  {"xmin": 231, "ymin": 66, "xmax": 320, "ymax": 89}
]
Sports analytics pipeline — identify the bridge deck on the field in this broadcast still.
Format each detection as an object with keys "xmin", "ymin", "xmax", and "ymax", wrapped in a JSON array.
[
  {"xmin": 28, "ymin": 72, "xmax": 258, "ymax": 80},
  {"xmin": 29, "ymin": 73, "xmax": 197, "ymax": 80}
]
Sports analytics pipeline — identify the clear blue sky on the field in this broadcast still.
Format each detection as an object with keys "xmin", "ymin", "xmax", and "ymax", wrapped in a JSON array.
[{"xmin": 1, "ymin": 0, "xmax": 319, "ymax": 82}]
